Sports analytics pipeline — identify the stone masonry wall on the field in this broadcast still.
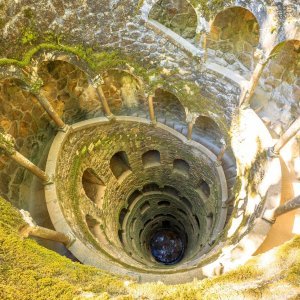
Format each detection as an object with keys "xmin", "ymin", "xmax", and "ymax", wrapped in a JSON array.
[
  {"xmin": 149, "ymin": 0, "xmax": 197, "ymax": 41},
  {"xmin": 207, "ymin": 7, "xmax": 260, "ymax": 77},
  {"xmin": 55, "ymin": 120, "xmax": 221, "ymax": 271}
]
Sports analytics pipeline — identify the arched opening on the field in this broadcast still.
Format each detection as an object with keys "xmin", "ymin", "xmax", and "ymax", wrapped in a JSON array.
[
  {"xmin": 199, "ymin": 179, "xmax": 210, "ymax": 198},
  {"xmin": 192, "ymin": 115, "xmax": 223, "ymax": 146},
  {"xmin": 207, "ymin": 7, "xmax": 259, "ymax": 71},
  {"xmin": 118, "ymin": 229, "xmax": 124, "ymax": 243},
  {"xmin": 158, "ymin": 200, "xmax": 171, "ymax": 206},
  {"xmin": 119, "ymin": 208, "xmax": 128, "ymax": 226},
  {"xmin": 140, "ymin": 201, "xmax": 151, "ymax": 214},
  {"xmin": 101, "ymin": 70, "xmax": 146, "ymax": 116},
  {"xmin": 194, "ymin": 215, "xmax": 200, "ymax": 229},
  {"xmin": 142, "ymin": 150, "xmax": 161, "ymax": 168},
  {"xmin": 180, "ymin": 196, "xmax": 192, "ymax": 210},
  {"xmin": 110, "ymin": 151, "xmax": 132, "ymax": 181},
  {"xmin": 85, "ymin": 214, "xmax": 100, "ymax": 237},
  {"xmin": 153, "ymin": 88, "xmax": 186, "ymax": 130},
  {"xmin": 173, "ymin": 159, "xmax": 190, "ymax": 177},
  {"xmin": 164, "ymin": 185, "xmax": 180, "ymax": 197},
  {"xmin": 253, "ymin": 40, "xmax": 300, "ymax": 134},
  {"xmin": 38, "ymin": 61, "xmax": 94, "ymax": 122},
  {"xmin": 142, "ymin": 183, "xmax": 160, "ymax": 193},
  {"xmin": 127, "ymin": 190, "xmax": 143, "ymax": 207},
  {"xmin": 149, "ymin": 0, "xmax": 197, "ymax": 41},
  {"xmin": 82, "ymin": 168, "xmax": 106, "ymax": 207},
  {"xmin": 206, "ymin": 212, "xmax": 214, "ymax": 230}
]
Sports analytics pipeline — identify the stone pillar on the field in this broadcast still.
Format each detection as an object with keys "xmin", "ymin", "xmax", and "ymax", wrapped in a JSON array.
[
  {"xmin": 12, "ymin": 152, "xmax": 50, "ymax": 183},
  {"xmin": 22, "ymin": 69, "xmax": 67, "ymax": 131},
  {"xmin": 186, "ymin": 112, "xmax": 199, "ymax": 140},
  {"xmin": 187, "ymin": 122, "xmax": 194, "ymax": 140},
  {"xmin": 239, "ymin": 50, "xmax": 270, "ymax": 107},
  {"xmin": 272, "ymin": 116, "xmax": 300, "ymax": 155},
  {"xmin": 90, "ymin": 75, "xmax": 113, "ymax": 118},
  {"xmin": 148, "ymin": 94, "xmax": 156, "ymax": 124},
  {"xmin": 19, "ymin": 210, "xmax": 73, "ymax": 246},
  {"xmin": 216, "ymin": 140, "xmax": 227, "ymax": 162},
  {"xmin": 263, "ymin": 195, "xmax": 300, "ymax": 223},
  {"xmin": 0, "ymin": 130, "xmax": 50, "ymax": 183},
  {"xmin": 196, "ymin": 19, "xmax": 209, "ymax": 62},
  {"xmin": 202, "ymin": 32, "xmax": 208, "ymax": 62},
  {"xmin": 274, "ymin": 195, "xmax": 300, "ymax": 218},
  {"xmin": 33, "ymin": 92, "xmax": 67, "ymax": 131}
]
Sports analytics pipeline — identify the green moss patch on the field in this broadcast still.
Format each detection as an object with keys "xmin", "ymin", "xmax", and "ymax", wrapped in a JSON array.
[
  {"xmin": 0, "ymin": 196, "xmax": 128, "ymax": 300},
  {"xmin": 0, "ymin": 196, "xmax": 300, "ymax": 299}
]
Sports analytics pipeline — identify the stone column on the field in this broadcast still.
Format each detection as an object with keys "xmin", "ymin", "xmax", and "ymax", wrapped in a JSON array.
[
  {"xmin": 272, "ymin": 116, "xmax": 300, "ymax": 155},
  {"xmin": 239, "ymin": 50, "xmax": 270, "ymax": 107},
  {"xmin": 19, "ymin": 210, "xmax": 73, "ymax": 246},
  {"xmin": 0, "ymin": 130, "xmax": 50, "ymax": 183},
  {"xmin": 148, "ymin": 94, "xmax": 156, "ymax": 124},
  {"xmin": 196, "ymin": 19, "xmax": 209, "ymax": 62},
  {"xmin": 90, "ymin": 74, "xmax": 113, "ymax": 117},
  {"xmin": 22, "ymin": 70, "xmax": 67, "ymax": 131},
  {"xmin": 186, "ymin": 112, "xmax": 199, "ymax": 140},
  {"xmin": 187, "ymin": 122, "xmax": 194, "ymax": 140},
  {"xmin": 274, "ymin": 195, "xmax": 300, "ymax": 218},
  {"xmin": 33, "ymin": 92, "xmax": 67, "ymax": 131},
  {"xmin": 216, "ymin": 140, "xmax": 227, "ymax": 162},
  {"xmin": 263, "ymin": 195, "xmax": 300, "ymax": 223},
  {"xmin": 202, "ymin": 32, "xmax": 208, "ymax": 62}
]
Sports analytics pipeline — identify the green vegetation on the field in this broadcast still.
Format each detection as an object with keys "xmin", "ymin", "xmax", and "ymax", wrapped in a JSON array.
[
  {"xmin": 22, "ymin": 28, "xmax": 38, "ymax": 45},
  {"xmin": 0, "ymin": 130, "xmax": 16, "ymax": 156},
  {"xmin": 0, "ymin": 37, "xmax": 230, "ymax": 135},
  {"xmin": 0, "ymin": 196, "xmax": 128, "ymax": 300},
  {"xmin": 0, "ymin": 40, "xmax": 219, "ymax": 111},
  {"xmin": 0, "ymin": 195, "xmax": 299, "ymax": 299},
  {"xmin": 0, "ymin": 42, "xmax": 126, "ymax": 74}
]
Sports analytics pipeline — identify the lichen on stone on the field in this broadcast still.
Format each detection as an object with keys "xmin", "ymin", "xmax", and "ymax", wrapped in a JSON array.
[{"xmin": 0, "ymin": 128, "xmax": 16, "ymax": 156}]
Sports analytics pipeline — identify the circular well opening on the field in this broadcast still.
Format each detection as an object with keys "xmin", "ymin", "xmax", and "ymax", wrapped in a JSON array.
[{"xmin": 149, "ymin": 229, "xmax": 185, "ymax": 265}]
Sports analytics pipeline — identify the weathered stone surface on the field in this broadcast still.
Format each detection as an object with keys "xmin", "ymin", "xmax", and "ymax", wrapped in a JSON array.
[{"xmin": 0, "ymin": 0, "xmax": 298, "ymax": 292}]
